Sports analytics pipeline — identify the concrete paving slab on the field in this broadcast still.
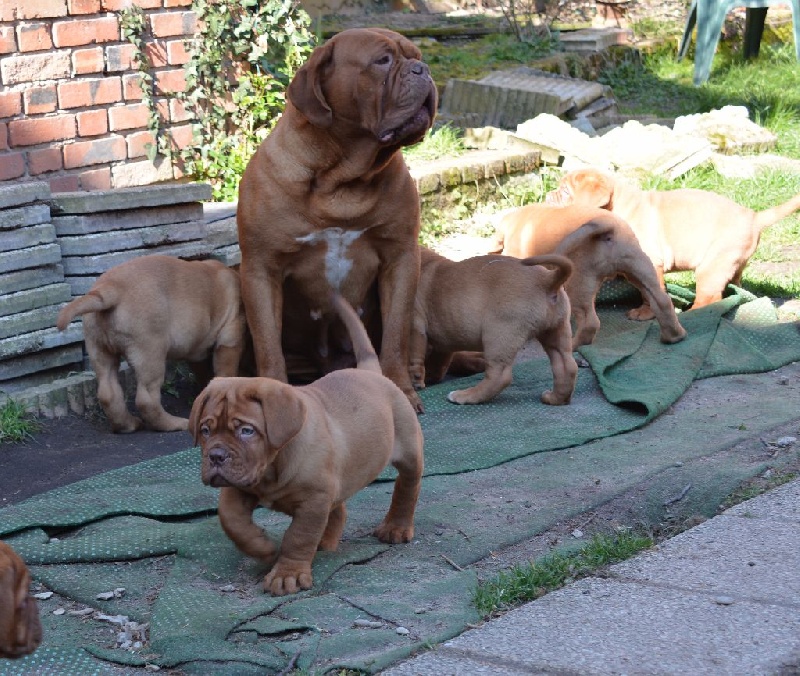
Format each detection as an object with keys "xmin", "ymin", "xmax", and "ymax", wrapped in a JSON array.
[
  {"xmin": 51, "ymin": 203, "xmax": 204, "ymax": 235},
  {"xmin": 49, "ymin": 183, "xmax": 212, "ymax": 215},
  {"xmin": 0, "ymin": 181, "xmax": 50, "ymax": 210},
  {"xmin": 725, "ymin": 476, "xmax": 800, "ymax": 521}
]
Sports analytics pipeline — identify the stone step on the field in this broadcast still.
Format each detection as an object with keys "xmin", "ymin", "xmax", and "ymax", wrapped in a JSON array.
[
  {"xmin": 0, "ymin": 181, "xmax": 50, "ymax": 210},
  {"xmin": 49, "ymin": 182, "xmax": 213, "ymax": 215},
  {"xmin": 559, "ymin": 27, "xmax": 629, "ymax": 53},
  {"xmin": 0, "ymin": 264, "xmax": 66, "ymax": 296},
  {"xmin": 0, "ymin": 304, "xmax": 66, "ymax": 341},
  {"xmin": 52, "ymin": 202, "xmax": 204, "ymax": 236},
  {"xmin": 0, "ymin": 243, "xmax": 62, "ymax": 275},
  {"xmin": 0, "ymin": 283, "xmax": 72, "ymax": 319},
  {"xmin": 57, "ymin": 220, "xmax": 208, "ymax": 256},
  {"xmin": 0, "ymin": 223, "xmax": 57, "ymax": 254},
  {"xmin": 0, "ymin": 203, "xmax": 51, "ymax": 231},
  {"xmin": 0, "ymin": 324, "xmax": 83, "ymax": 361},
  {"xmin": 0, "ymin": 344, "xmax": 84, "ymax": 382}
]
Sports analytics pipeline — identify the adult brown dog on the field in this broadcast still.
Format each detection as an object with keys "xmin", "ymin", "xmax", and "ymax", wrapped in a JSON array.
[
  {"xmin": 547, "ymin": 167, "xmax": 800, "ymax": 317},
  {"xmin": 189, "ymin": 294, "xmax": 424, "ymax": 596},
  {"xmin": 237, "ymin": 28, "xmax": 438, "ymax": 413},
  {"xmin": 0, "ymin": 541, "xmax": 42, "ymax": 659},
  {"xmin": 56, "ymin": 255, "xmax": 246, "ymax": 433},
  {"xmin": 491, "ymin": 204, "xmax": 687, "ymax": 349},
  {"xmin": 410, "ymin": 247, "xmax": 578, "ymax": 405}
]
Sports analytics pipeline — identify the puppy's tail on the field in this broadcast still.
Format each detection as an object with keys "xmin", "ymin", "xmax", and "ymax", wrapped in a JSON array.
[
  {"xmin": 56, "ymin": 287, "xmax": 118, "ymax": 331},
  {"xmin": 554, "ymin": 218, "xmax": 616, "ymax": 256},
  {"xmin": 753, "ymin": 192, "xmax": 800, "ymax": 233},
  {"xmin": 520, "ymin": 254, "xmax": 574, "ymax": 294},
  {"xmin": 330, "ymin": 293, "xmax": 382, "ymax": 374}
]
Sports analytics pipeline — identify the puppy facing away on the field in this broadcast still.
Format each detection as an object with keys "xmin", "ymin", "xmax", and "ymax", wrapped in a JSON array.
[
  {"xmin": 0, "ymin": 541, "xmax": 42, "ymax": 659},
  {"xmin": 410, "ymin": 247, "xmax": 578, "ymax": 406},
  {"xmin": 491, "ymin": 204, "xmax": 687, "ymax": 349},
  {"xmin": 547, "ymin": 167, "xmax": 800, "ymax": 316},
  {"xmin": 189, "ymin": 294, "xmax": 424, "ymax": 596},
  {"xmin": 56, "ymin": 255, "xmax": 246, "ymax": 433}
]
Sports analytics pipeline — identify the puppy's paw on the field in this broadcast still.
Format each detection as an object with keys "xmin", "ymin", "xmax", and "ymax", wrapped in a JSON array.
[
  {"xmin": 406, "ymin": 389, "xmax": 425, "ymax": 414},
  {"xmin": 111, "ymin": 416, "xmax": 143, "ymax": 434},
  {"xmin": 374, "ymin": 521, "xmax": 414, "ymax": 544},
  {"xmin": 263, "ymin": 563, "xmax": 313, "ymax": 596},
  {"xmin": 446, "ymin": 390, "xmax": 470, "ymax": 405},
  {"xmin": 626, "ymin": 305, "xmax": 656, "ymax": 321},
  {"xmin": 540, "ymin": 390, "xmax": 571, "ymax": 406}
]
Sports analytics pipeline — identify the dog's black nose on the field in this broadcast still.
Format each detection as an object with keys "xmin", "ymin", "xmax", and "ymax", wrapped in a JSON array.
[{"xmin": 208, "ymin": 447, "xmax": 229, "ymax": 466}]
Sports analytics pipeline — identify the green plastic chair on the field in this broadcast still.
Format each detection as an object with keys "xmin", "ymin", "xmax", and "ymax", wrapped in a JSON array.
[{"xmin": 678, "ymin": 0, "xmax": 800, "ymax": 85}]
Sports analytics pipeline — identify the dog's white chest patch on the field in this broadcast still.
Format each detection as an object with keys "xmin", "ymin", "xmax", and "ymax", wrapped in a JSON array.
[{"xmin": 296, "ymin": 227, "xmax": 366, "ymax": 290}]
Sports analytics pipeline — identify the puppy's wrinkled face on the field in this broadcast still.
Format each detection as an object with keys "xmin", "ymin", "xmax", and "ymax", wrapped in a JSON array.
[
  {"xmin": 288, "ymin": 28, "xmax": 437, "ymax": 147},
  {"xmin": 0, "ymin": 545, "xmax": 43, "ymax": 659},
  {"xmin": 190, "ymin": 378, "xmax": 306, "ymax": 491}
]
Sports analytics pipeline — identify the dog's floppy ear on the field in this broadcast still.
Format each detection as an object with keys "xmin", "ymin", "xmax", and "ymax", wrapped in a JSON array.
[
  {"xmin": 573, "ymin": 170, "xmax": 615, "ymax": 210},
  {"xmin": 255, "ymin": 381, "xmax": 307, "ymax": 450},
  {"xmin": 287, "ymin": 41, "xmax": 334, "ymax": 129},
  {"xmin": 188, "ymin": 388, "xmax": 212, "ymax": 446}
]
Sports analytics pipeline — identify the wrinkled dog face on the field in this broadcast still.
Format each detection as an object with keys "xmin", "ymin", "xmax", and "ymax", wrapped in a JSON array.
[
  {"xmin": 288, "ymin": 28, "xmax": 437, "ymax": 148},
  {"xmin": 190, "ymin": 378, "xmax": 306, "ymax": 491}
]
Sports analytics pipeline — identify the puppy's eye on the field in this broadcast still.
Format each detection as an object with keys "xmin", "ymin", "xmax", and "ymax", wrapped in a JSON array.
[
  {"xmin": 374, "ymin": 54, "xmax": 392, "ymax": 67},
  {"xmin": 238, "ymin": 425, "xmax": 255, "ymax": 439},
  {"xmin": 200, "ymin": 424, "xmax": 211, "ymax": 438}
]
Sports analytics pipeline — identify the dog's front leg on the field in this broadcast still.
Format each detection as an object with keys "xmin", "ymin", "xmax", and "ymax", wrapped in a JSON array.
[
  {"xmin": 240, "ymin": 263, "xmax": 287, "ymax": 381},
  {"xmin": 378, "ymin": 247, "xmax": 423, "ymax": 412},
  {"xmin": 263, "ymin": 495, "xmax": 333, "ymax": 595},
  {"xmin": 217, "ymin": 487, "xmax": 277, "ymax": 563},
  {"xmin": 408, "ymin": 314, "xmax": 429, "ymax": 390}
]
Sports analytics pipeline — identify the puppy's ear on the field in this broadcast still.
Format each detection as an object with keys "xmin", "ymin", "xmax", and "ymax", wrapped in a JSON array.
[
  {"xmin": 188, "ymin": 388, "xmax": 211, "ymax": 446},
  {"xmin": 575, "ymin": 170, "xmax": 614, "ymax": 210},
  {"xmin": 255, "ymin": 382, "xmax": 307, "ymax": 450},
  {"xmin": 287, "ymin": 43, "xmax": 334, "ymax": 129}
]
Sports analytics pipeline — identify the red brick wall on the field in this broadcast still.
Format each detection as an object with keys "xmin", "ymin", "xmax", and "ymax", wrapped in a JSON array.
[{"xmin": 0, "ymin": 0, "xmax": 195, "ymax": 192}]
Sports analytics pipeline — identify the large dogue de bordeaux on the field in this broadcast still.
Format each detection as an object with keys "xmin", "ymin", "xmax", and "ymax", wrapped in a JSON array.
[
  {"xmin": 411, "ymin": 247, "xmax": 578, "ymax": 406},
  {"xmin": 547, "ymin": 167, "xmax": 800, "ymax": 317},
  {"xmin": 237, "ymin": 28, "xmax": 438, "ymax": 413},
  {"xmin": 0, "ymin": 541, "xmax": 42, "ymax": 659},
  {"xmin": 491, "ymin": 204, "xmax": 686, "ymax": 349},
  {"xmin": 190, "ymin": 294, "xmax": 424, "ymax": 596}
]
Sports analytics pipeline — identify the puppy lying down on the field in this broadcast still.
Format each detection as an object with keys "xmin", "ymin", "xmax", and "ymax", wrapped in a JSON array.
[
  {"xmin": 190, "ymin": 294, "xmax": 424, "ymax": 596},
  {"xmin": 411, "ymin": 247, "xmax": 578, "ymax": 406}
]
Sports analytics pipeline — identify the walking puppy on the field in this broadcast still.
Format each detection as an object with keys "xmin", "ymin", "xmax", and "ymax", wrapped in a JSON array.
[
  {"xmin": 190, "ymin": 294, "xmax": 424, "ymax": 596},
  {"xmin": 410, "ymin": 247, "xmax": 578, "ymax": 405},
  {"xmin": 56, "ymin": 255, "xmax": 246, "ymax": 433},
  {"xmin": 491, "ymin": 204, "xmax": 686, "ymax": 349},
  {"xmin": 547, "ymin": 167, "xmax": 800, "ymax": 317},
  {"xmin": 0, "ymin": 541, "xmax": 42, "ymax": 659}
]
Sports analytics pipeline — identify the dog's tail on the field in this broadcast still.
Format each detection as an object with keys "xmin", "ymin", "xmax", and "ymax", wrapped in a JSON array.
[
  {"xmin": 55, "ymin": 287, "xmax": 119, "ymax": 331},
  {"xmin": 330, "ymin": 293, "xmax": 382, "ymax": 375},
  {"xmin": 754, "ymin": 192, "xmax": 800, "ymax": 233},
  {"xmin": 520, "ymin": 254, "xmax": 573, "ymax": 294},
  {"xmin": 554, "ymin": 218, "xmax": 616, "ymax": 256}
]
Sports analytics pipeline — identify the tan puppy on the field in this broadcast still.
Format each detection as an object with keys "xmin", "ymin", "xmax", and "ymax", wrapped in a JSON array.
[
  {"xmin": 56, "ymin": 255, "xmax": 246, "ymax": 433},
  {"xmin": 189, "ymin": 294, "xmax": 424, "ymax": 596},
  {"xmin": 410, "ymin": 247, "xmax": 578, "ymax": 405},
  {"xmin": 237, "ymin": 28, "xmax": 438, "ymax": 413},
  {"xmin": 491, "ymin": 204, "xmax": 687, "ymax": 349},
  {"xmin": 547, "ymin": 167, "xmax": 800, "ymax": 317},
  {"xmin": 0, "ymin": 541, "xmax": 42, "ymax": 659}
]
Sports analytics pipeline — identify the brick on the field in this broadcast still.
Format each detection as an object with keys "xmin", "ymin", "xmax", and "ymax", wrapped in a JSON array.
[
  {"xmin": 80, "ymin": 166, "xmax": 111, "ymax": 190},
  {"xmin": 28, "ymin": 146, "xmax": 63, "ymax": 174},
  {"xmin": 164, "ymin": 0, "xmax": 192, "ymax": 6},
  {"xmin": 50, "ymin": 174, "xmax": 82, "ymax": 192},
  {"xmin": 165, "ymin": 38, "xmax": 189, "ymax": 65},
  {"xmin": 63, "ymin": 135, "xmax": 126, "ymax": 168},
  {"xmin": 149, "ymin": 11, "xmax": 195, "ymax": 38},
  {"xmin": 154, "ymin": 68, "xmax": 185, "ymax": 95},
  {"xmin": 0, "ymin": 5, "xmax": 14, "ymax": 21},
  {"xmin": 101, "ymin": 0, "xmax": 160, "ymax": 8},
  {"xmin": 16, "ymin": 0, "xmax": 68, "ymax": 19},
  {"xmin": 144, "ymin": 40, "xmax": 167, "ymax": 68},
  {"xmin": 8, "ymin": 115, "xmax": 75, "ymax": 146},
  {"xmin": 58, "ymin": 76, "xmax": 121, "ymax": 108},
  {"xmin": 0, "ymin": 26, "xmax": 17, "ymax": 54},
  {"xmin": 108, "ymin": 102, "xmax": 150, "ymax": 131},
  {"xmin": 105, "ymin": 43, "xmax": 136, "ymax": 72},
  {"xmin": 52, "ymin": 16, "xmax": 119, "ymax": 48},
  {"xmin": 23, "ymin": 85, "xmax": 57, "ymax": 115},
  {"xmin": 169, "ymin": 123, "xmax": 193, "ymax": 150},
  {"xmin": 122, "ymin": 72, "xmax": 144, "ymax": 100},
  {"xmin": 0, "ymin": 91, "xmax": 22, "ymax": 118},
  {"xmin": 0, "ymin": 50, "xmax": 71, "ymax": 85},
  {"xmin": 0, "ymin": 124, "xmax": 7, "ymax": 151},
  {"xmin": 0, "ymin": 152, "xmax": 25, "ymax": 180},
  {"xmin": 72, "ymin": 46, "xmax": 104, "ymax": 74},
  {"xmin": 76, "ymin": 109, "xmax": 108, "ymax": 136},
  {"xmin": 158, "ymin": 97, "xmax": 194, "ymax": 123},
  {"xmin": 17, "ymin": 22, "xmax": 53, "ymax": 52},
  {"xmin": 126, "ymin": 129, "xmax": 155, "ymax": 158},
  {"xmin": 67, "ymin": 0, "xmax": 101, "ymax": 13}
]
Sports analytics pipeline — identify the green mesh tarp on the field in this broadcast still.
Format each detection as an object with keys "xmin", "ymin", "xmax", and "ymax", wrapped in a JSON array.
[{"xmin": 1, "ymin": 286, "xmax": 798, "ymax": 674}]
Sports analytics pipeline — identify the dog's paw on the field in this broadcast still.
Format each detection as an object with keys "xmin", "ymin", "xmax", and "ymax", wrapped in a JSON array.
[
  {"xmin": 540, "ymin": 390, "xmax": 570, "ymax": 406},
  {"xmin": 374, "ymin": 521, "xmax": 414, "ymax": 544},
  {"xmin": 626, "ymin": 305, "xmax": 656, "ymax": 321},
  {"xmin": 446, "ymin": 390, "xmax": 470, "ymax": 405},
  {"xmin": 406, "ymin": 389, "xmax": 425, "ymax": 414},
  {"xmin": 263, "ymin": 563, "xmax": 313, "ymax": 596}
]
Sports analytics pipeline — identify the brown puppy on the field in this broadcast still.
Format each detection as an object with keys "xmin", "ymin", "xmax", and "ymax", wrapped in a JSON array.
[
  {"xmin": 410, "ymin": 247, "xmax": 578, "ymax": 405},
  {"xmin": 56, "ymin": 255, "xmax": 246, "ymax": 433},
  {"xmin": 189, "ymin": 294, "xmax": 424, "ymax": 596},
  {"xmin": 547, "ymin": 167, "xmax": 800, "ymax": 317},
  {"xmin": 237, "ymin": 28, "xmax": 438, "ymax": 413},
  {"xmin": 491, "ymin": 204, "xmax": 687, "ymax": 349},
  {"xmin": 0, "ymin": 541, "xmax": 42, "ymax": 659}
]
